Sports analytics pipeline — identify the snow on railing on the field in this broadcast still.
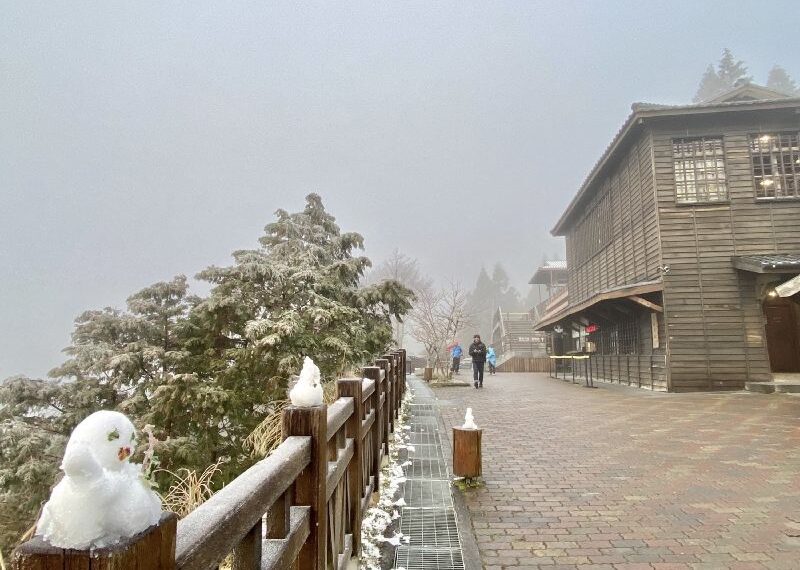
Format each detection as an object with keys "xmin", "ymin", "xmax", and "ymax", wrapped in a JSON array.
[{"xmin": 12, "ymin": 349, "xmax": 409, "ymax": 570}]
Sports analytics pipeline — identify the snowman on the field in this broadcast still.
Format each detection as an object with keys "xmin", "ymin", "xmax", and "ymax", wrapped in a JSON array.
[
  {"xmin": 36, "ymin": 410, "xmax": 162, "ymax": 549},
  {"xmin": 462, "ymin": 407, "xmax": 478, "ymax": 430},
  {"xmin": 289, "ymin": 356, "xmax": 324, "ymax": 407}
]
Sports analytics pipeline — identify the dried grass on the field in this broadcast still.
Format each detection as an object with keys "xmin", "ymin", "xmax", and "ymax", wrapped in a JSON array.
[
  {"xmin": 157, "ymin": 458, "xmax": 223, "ymax": 518},
  {"xmin": 244, "ymin": 381, "xmax": 339, "ymax": 458}
]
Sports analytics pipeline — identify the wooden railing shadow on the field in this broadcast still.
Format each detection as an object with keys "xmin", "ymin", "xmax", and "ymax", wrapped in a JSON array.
[{"xmin": 12, "ymin": 349, "xmax": 407, "ymax": 570}]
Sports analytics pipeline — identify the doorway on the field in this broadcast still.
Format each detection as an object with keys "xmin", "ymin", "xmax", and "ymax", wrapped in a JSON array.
[{"xmin": 763, "ymin": 297, "xmax": 800, "ymax": 372}]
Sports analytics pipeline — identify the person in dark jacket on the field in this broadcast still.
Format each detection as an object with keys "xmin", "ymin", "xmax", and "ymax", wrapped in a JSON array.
[{"xmin": 468, "ymin": 334, "xmax": 487, "ymax": 388}]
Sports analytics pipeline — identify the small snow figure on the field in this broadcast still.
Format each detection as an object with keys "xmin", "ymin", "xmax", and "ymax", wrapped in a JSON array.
[
  {"xmin": 289, "ymin": 356, "xmax": 324, "ymax": 406},
  {"xmin": 462, "ymin": 407, "xmax": 478, "ymax": 430},
  {"xmin": 36, "ymin": 410, "xmax": 162, "ymax": 550}
]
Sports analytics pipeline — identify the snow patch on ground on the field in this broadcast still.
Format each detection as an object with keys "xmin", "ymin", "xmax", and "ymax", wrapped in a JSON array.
[{"xmin": 359, "ymin": 386, "xmax": 414, "ymax": 570}]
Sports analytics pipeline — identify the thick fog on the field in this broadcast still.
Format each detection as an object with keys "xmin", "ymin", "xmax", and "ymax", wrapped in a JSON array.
[{"xmin": 2, "ymin": 1, "xmax": 799, "ymax": 377}]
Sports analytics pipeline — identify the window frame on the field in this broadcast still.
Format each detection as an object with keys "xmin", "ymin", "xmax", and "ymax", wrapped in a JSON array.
[
  {"xmin": 748, "ymin": 131, "xmax": 800, "ymax": 201},
  {"xmin": 671, "ymin": 136, "xmax": 730, "ymax": 205}
]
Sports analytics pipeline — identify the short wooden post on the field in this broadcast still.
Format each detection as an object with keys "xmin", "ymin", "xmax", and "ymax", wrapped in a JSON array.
[
  {"xmin": 283, "ymin": 404, "xmax": 327, "ymax": 570},
  {"xmin": 375, "ymin": 358, "xmax": 390, "ymax": 455},
  {"xmin": 423, "ymin": 366, "xmax": 433, "ymax": 382},
  {"xmin": 453, "ymin": 427, "xmax": 482, "ymax": 479},
  {"xmin": 337, "ymin": 378, "xmax": 363, "ymax": 556},
  {"xmin": 12, "ymin": 512, "xmax": 178, "ymax": 570}
]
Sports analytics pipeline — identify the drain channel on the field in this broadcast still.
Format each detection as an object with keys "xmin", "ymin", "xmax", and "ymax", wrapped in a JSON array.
[{"xmin": 394, "ymin": 378, "xmax": 466, "ymax": 570}]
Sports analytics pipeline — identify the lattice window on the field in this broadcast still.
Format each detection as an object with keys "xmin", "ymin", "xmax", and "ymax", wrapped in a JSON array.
[
  {"xmin": 749, "ymin": 132, "xmax": 800, "ymax": 199},
  {"xmin": 590, "ymin": 317, "xmax": 638, "ymax": 355},
  {"xmin": 672, "ymin": 137, "xmax": 728, "ymax": 203}
]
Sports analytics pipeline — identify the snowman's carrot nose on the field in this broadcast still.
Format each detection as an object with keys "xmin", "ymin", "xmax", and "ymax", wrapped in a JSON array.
[{"xmin": 118, "ymin": 446, "xmax": 132, "ymax": 461}]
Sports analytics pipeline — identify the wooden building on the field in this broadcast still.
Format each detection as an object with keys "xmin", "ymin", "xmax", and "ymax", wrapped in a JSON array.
[{"xmin": 534, "ymin": 83, "xmax": 800, "ymax": 391}]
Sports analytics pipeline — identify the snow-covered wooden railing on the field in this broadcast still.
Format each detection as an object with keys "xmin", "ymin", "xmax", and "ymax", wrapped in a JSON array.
[{"xmin": 12, "ymin": 349, "xmax": 406, "ymax": 570}]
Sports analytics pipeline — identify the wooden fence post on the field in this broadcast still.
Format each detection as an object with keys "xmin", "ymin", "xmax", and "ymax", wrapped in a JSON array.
[
  {"xmin": 336, "ymin": 378, "xmax": 363, "ymax": 556},
  {"xmin": 362, "ymin": 366, "xmax": 383, "ymax": 493},
  {"xmin": 282, "ymin": 404, "xmax": 327, "ymax": 570},
  {"xmin": 375, "ymin": 358, "xmax": 390, "ymax": 456},
  {"xmin": 384, "ymin": 353, "xmax": 396, "ymax": 420},
  {"xmin": 381, "ymin": 354, "xmax": 396, "ymax": 433},
  {"xmin": 399, "ymin": 348, "xmax": 407, "ymax": 395},
  {"xmin": 12, "ymin": 512, "xmax": 177, "ymax": 570}
]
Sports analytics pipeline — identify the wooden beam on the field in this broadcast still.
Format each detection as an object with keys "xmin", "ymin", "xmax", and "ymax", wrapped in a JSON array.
[{"xmin": 628, "ymin": 295, "xmax": 663, "ymax": 313}]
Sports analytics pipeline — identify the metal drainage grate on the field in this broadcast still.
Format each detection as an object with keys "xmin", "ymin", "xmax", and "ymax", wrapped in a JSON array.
[
  {"xmin": 408, "ymin": 430, "xmax": 441, "ymax": 446},
  {"xmin": 400, "ymin": 508, "xmax": 460, "ymax": 549},
  {"xmin": 403, "ymin": 458, "xmax": 448, "ymax": 480},
  {"xmin": 410, "ymin": 417, "xmax": 439, "ymax": 432},
  {"xmin": 409, "ymin": 444, "xmax": 443, "ymax": 460},
  {"xmin": 395, "ymin": 547, "xmax": 465, "ymax": 570},
  {"xmin": 404, "ymin": 479, "xmax": 453, "ymax": 508}
]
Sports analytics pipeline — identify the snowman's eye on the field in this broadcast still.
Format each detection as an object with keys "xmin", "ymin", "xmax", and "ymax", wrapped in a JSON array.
[{"xmin": 107, "ymin": 428, "xmax": 120, "ymax": 441}]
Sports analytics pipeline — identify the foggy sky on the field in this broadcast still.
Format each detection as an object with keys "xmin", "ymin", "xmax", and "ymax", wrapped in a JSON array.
[{"xmin": 3, "ymin": 1, "xmax": 799, "ymax": 378}]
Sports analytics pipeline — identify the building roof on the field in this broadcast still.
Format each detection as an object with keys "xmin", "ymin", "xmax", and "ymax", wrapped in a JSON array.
[
  {"xmin": 529, "ymin": 260, "xmax": 568, "ymax": 285},
  {"xmin": 551, "ymin": 84, "xmax": 800, "ymax": 236},
  {"xmin": 732, "ymin": 254, "xmax": 800, "ymax": 274}
]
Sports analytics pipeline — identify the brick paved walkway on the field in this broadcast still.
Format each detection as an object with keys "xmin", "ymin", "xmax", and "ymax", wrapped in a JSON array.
[{"xmin": 433, "ymin": 373, "xmax": 800, "ymax": 570}]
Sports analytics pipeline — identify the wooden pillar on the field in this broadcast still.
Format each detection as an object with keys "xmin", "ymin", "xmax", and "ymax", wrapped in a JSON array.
[
  {"xmin": 12, "ymin": 512, "xmax": 177, "ymax": 570},
  {"xmin": 337, "ymin": 378, "xmax": 363, "ymax": 555},
  {"xmin": 282, "ymin": 404, "xmax": 327, "ymax": 570},
  {"xmin": 453, "ymin": 428, "xmax": 482, "ymax": 479},
  {"xmin": 375, "ymin": 358, "xmax": 390, "ymax": 455},
  {"xmin": 382, "ymin": 354, "xmax": 396, "ymax": 433},
  {"xmin": 361, "ymin": 366, "xmax": 383, "ymax": 493}
]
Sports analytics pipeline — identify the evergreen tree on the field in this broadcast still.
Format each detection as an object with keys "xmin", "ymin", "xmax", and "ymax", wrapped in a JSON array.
[
  {"xmin": 693, "ymin": 64, "xmax": 727, "ymax": 103},
  {"xmin": 767, "ymin": 65, "xmax": 799, "ymax": 95},
  {"xmin": 0, "ymin": 194, "xmax": 413, "ymax": 552},
  {"xmin": 716, "ymin": 48, "xmax": 750, "ymax": 87},
  {"xmin": 693, "ymin": 49, "xmax": 751, "ymax": 103}
]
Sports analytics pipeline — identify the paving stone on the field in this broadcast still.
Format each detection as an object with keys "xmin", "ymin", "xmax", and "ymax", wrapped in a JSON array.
[{"xmin": 433, "ymin": 373, "xmax": 800, "ymax": 570}]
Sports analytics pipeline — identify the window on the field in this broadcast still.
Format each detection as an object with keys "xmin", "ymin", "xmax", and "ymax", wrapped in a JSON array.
[
  {"xmin": 571, "ymin": 192, "xmax": 612, "ymax": 264},
  {"xmin": 589, "ymin": 317, "xmax": 638, "ymax": 355},
  {"xmin": 749, "ymin": 132, "xmax": 800, "ymax": 199},
  {"xmin": 672, "ymin": 137, "xmax": 728, "ymax": 203}
]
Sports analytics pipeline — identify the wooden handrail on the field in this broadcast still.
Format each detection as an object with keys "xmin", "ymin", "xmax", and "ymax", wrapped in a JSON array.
[
  {"xmin": 326, "ymin": 397, "xmax": 354, "ymax": 441},
  {"xmin": 175, "ymin": 436, "xmax": 311, "ymax": 569},
  {"xmin": 11, "ymin": 349, "xmax": 409, "ymax": 570}
]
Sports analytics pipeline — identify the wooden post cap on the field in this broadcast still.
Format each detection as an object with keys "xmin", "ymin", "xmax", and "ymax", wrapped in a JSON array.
[
  {"xmin": 12, "ymin": 511, "xmax": 177, "ymax": 570},
  {"xmin": 452, "ymin": 427, "xmax": 482, "ymax": 479}
]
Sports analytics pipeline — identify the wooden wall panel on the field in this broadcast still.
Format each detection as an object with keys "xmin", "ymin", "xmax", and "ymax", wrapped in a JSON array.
[{"xmin": 650, "ymin": 111, "xmax": 800, "ymax": 391}]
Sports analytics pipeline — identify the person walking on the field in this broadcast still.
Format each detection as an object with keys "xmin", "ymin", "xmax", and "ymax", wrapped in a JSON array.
[
  {"xmin": 469, "ymin": 334, "xmax": 487, "ymax": 388},
  {"xmin": 487, "ymin": 345, "xmax": 497, "ymax": 375},
  {"xmin": 450, "ymin": 342, "xmax": 463, "ymax": 375}
]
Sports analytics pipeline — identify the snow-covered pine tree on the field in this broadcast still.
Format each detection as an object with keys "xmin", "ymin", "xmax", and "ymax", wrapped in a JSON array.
[{"xmin": 0, "ymin": 194, "xmax": 413, "ymax": 554}]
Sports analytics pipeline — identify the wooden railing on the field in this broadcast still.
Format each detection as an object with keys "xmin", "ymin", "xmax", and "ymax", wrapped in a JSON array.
[{"xmin": 12, "ymin": 349, "xmax": 408, "ymax": 570}]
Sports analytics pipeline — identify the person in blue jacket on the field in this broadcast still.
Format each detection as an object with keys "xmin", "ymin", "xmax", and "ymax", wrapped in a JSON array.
[
  {"xmin": 487, "ymin": 346, "xmax": 497, "ymax": 375},
  {"xmin": 450, "ymin": 343, "xmax": 463, "ymax": 374}
]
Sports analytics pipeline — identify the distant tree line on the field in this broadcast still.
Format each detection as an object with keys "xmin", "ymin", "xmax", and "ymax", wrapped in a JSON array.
[{"xmin": 694, "ymin": 48, "xmax": 799, "ymax": 103}]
